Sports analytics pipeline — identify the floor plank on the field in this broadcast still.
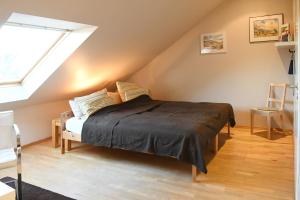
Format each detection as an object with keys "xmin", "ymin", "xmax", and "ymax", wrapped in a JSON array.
[{"xmin": 0, "ymin": 127, "xmax": 294, "ymax": 200}]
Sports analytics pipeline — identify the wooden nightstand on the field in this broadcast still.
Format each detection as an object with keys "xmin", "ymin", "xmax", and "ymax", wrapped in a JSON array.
[{"xmin": 52, "ymin": 118, "xmax": 61, "ymax": 148}]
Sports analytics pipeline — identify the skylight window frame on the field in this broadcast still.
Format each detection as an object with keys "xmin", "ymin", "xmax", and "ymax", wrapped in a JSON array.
[
  {"xmin": 0, "ymin": 22, "xmax": 72, "ymax": 86},
  {"xmin": 0, "ymin": 12, "xmax": 98, "ymax": 104}
]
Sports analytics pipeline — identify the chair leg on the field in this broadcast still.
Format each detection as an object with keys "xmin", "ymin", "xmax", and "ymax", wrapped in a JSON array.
[
  {"xmin": 250, "ymin": 111, "xmax": 254, "ymax": 134},
  {"xmin": 16, "ymin": 145, "xmax": 22, "ymax": 200},
  {"xmin": 66, "ymin": 140, "xmax": 71, "ymax": 151},
  {"xmin": 17, "ymin": 173, "xmax": 22, "ymax": 200},
  {"xmin": 280, "ymin": 114, "xmax": 284, "ymax": 131},
  {"xmin": 61, "ymin": 137, "xmax": 65, "ymax": 154},
  {"xmin": 267, "ymin": 115, "xmax": 271, "ymax": 139}
]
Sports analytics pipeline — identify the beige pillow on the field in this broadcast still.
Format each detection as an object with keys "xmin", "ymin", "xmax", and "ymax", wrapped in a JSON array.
[
  {"xmin": 74, "ymin": 88, "xmax": 114, "ymax": 116},
  {"xmin": 125, "ymin": 88, "xmax": 149, "ymax": 101},
  {"xmin": 79, "ymin": 96, "xmax": 114, "ymax": 116},
  {"xmin": 116, "ymin": 81, "xmax": 149, "ymax": 102},
  {"xmin": 108, "ymin": 92, "xmax": 122, "ymax": 104}
]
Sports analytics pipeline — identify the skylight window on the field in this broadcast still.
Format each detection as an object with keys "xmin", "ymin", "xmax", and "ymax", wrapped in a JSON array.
[
  {"xmin": 0, "ymin": 23, "xmax": 68, "ymax": 84},
  {"xmin": 0, "ymin": 12, "xmax": 97, "ymax": 104}
]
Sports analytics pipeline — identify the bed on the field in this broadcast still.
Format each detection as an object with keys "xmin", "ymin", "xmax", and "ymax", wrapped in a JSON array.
[{"xmin": 60, "ymin": 95, "xmax": 235, "ymax": 181}]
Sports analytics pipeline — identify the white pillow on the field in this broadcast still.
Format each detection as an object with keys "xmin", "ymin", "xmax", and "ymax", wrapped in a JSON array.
[{"xmin": 69, "ymin": 100, "xmax": 84, "ymax": 118}]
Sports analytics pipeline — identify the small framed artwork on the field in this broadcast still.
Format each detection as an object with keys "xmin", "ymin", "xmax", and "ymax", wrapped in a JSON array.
[
  {"xmin": 249, "ymin": 14, "xmax": 283, "ymax": 43},
  {"xmin": 200, "ymin": 32, "xmax": 227, "ymax": 54},
  {"xmin": 280, "ymin": 23, "xmax": 291, "ymax": 41}
]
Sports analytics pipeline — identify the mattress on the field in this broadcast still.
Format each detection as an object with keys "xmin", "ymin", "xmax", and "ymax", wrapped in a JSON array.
[{"xmin": 65, "ymin": 116, "xmax": 87, "ymax": 134}]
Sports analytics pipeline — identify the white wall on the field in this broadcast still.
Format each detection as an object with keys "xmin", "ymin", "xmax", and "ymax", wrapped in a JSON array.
[
  {"xmin": 0, "ymin": 0, "xmax": 225, "ymax": 145},
  {"xmin": 1, "ymin": 100, "xmax": 69, "ymax": 145},
  {"xmin": 0, "ymin": 0, "xmax": 295, "ymax": 145},
  {"xmin": 0, "ymin": 0, "xmax": 225, "ymax": 106},
  {"xmin": 0, "ymin": 0, "xmax": 226, "ymax": 146},
  {"xmin": 129, "ymin": 0, "xmax": 294, "ymax": 128}
]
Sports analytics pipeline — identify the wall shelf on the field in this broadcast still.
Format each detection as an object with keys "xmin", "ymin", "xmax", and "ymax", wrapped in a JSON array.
[{"xmin": 275, "ymin": 41, "xmax": 296, "ymax": 48}]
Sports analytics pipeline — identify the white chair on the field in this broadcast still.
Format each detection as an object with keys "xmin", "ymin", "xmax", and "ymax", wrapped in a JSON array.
[
  {"xmin": 250, "ymin": 83, "xmax": 287, "ymax": 139},
  {"xmin": 0, "ymin": 111, "xmax": 22, "ymax": 200}
]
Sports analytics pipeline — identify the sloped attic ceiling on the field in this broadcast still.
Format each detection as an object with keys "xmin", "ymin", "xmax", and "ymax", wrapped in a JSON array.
[{"xmin": 0, "ymin": 0, "xmax": 225, "ymax": 108}]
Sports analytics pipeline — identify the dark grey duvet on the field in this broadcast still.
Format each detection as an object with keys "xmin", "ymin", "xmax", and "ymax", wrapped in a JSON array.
[{"xmin": 82, "ymin": 95, "xmax": 235, "ymax": 173}]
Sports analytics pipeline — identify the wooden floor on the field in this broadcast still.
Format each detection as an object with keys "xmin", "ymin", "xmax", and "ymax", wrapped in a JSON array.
[{"xmin": 0, "ymin": 127, "xmax": 294, "ymax": 200}]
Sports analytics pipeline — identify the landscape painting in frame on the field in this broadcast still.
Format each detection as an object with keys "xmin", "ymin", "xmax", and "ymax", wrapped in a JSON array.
[
  {"xmin": 200, "ymin": 32, "xmax": 227, "ymax": 54},
  {"xmin": 249, "ymin": 14, "xmax": 283, "ymax": 43}
]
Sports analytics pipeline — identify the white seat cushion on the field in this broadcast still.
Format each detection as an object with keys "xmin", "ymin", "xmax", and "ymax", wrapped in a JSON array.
[
  {"xmin": 0, "ymin": 148, "xmax": 16, "ymax": 169},
  {"xmin": 0, "ymin": 182, "xmax": 15, "ymax": 200},
  {"xmin": 0, "ymin": 111, "xmax": 14, "ymax": 150}
]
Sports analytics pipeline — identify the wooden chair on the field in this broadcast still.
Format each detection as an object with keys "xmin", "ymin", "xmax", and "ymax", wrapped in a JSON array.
[
  {"xmin": 0, "ymin": 111, "xmax": 22, "ymax": 200},
  {"xmin": 250, "ymin": 83, "xmax": 287, "ymax": 139}
]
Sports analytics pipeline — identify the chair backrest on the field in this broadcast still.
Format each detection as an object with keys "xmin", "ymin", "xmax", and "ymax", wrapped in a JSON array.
[
  {"xmin": 0, "ymin": 111, "xmax": 14, "ymax": 149},
  {"xmin": 266, "ymin": 83, "xmax": 287, "ymax": 111}
]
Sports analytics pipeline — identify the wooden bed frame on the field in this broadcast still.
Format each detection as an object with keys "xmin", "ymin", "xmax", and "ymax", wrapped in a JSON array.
[{"xmin": 60, "ymin": 111, "xmax": 231, "ymax": 182}]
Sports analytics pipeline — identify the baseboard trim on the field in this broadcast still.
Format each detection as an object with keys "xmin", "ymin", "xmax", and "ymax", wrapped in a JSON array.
[
  {"xmin": 22, "ymin": 137, "xmax": 51, "ymax": 148},
  {"xmin": 231, "ymin": 125, "xmax": 293, "ymax": 132}
]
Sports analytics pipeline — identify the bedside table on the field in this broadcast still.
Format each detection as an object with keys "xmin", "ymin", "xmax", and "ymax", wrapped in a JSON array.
[
  {"xmin": 52, "ymin": 118, "xmax": 61, "ymax": 148},
  {"xmin": 0, "ymin": 182, "xmax": 15, "ymax": 200}
]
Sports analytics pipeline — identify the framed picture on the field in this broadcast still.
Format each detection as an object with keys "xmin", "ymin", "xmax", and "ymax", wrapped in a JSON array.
[
  {"xmin": 280, "ymin": 23, "xmax": 291, "ymax": 41},
  {"xmin": 200, "ymin": 32, "xmax": 227, "ymax": 54},
  {"xmin": 249, "ymin": 14, "xmax": 283, "ymax": 43}
]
